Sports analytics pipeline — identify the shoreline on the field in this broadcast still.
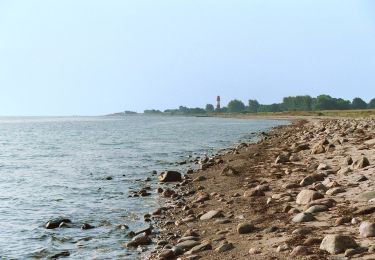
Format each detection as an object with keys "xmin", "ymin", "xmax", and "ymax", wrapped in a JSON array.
[{"xmin": 145, "ymin": 118, "xmax": 375, "ymax": 259}]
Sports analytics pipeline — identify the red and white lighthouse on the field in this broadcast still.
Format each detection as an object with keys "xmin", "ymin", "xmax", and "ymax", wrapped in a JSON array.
[{"xmin": 216, "ymin": 96, "xmax": 221, "ymax": 110}]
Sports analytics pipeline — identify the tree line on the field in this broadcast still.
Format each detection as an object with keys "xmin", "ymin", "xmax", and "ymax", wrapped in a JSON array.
[{"xmin": 144, "ymin": 95, "xmax": 375, "ymax": 115}]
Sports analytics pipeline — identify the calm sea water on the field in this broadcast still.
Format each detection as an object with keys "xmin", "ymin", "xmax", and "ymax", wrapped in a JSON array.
[{"xmin": 0, "ymin": 115, "xmax": 287, "ymax": 259}]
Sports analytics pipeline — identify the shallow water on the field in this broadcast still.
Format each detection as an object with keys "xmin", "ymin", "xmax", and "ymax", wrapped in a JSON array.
[{"xmin": 0, "ymin": 115, "xmax": 288, "ymax": 259}]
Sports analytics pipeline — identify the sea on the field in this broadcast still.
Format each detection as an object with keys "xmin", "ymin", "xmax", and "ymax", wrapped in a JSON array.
[{"xmin": 0, "ymin": 115, "xmax": 288, "ymax": 259}]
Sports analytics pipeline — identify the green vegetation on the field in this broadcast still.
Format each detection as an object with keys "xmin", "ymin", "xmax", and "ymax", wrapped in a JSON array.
[
  {"xmin": 369, "ymin": 99, "xmax": 375, "ymax": 109},
  {"xmin": 227, "ymin": 99, "xmax": 246, "ymax": 112},
  {"xmin": 351, "ymin": 97, "xmax": 367, "ymax": 110},
  {"xmin": 163, "ymin": 106, "xmax": 206, "ymax": 115},
  {"xmin": 144, "ymin": 109, "xmax": 163, "ymax": 115},
  {"xmin": 248, "ymin": 99, "xmax": 260, "ymax": 113},
  {"xmin": 143, "ymin": 94, "xmax": 375, "ymax": 116},
  {"xmin": 205, "ymin": 104, "xmax": 215, "ymax": 112}
]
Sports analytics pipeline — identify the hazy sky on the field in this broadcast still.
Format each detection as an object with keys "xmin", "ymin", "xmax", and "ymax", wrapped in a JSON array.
[{"xmin": 1, "ymin": 0, "xmax": 375, "ymax": 115}]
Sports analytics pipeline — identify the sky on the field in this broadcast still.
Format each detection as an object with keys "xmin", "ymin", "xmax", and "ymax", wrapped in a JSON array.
[{"xmin": 0, "ymin": 0, "xmax": 375, "ymax": 116}]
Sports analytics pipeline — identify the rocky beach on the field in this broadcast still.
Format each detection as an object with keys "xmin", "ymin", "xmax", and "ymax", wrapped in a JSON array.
[{"xmin": 137, "ymin": 118, "xmax": 375, "ymax": 259}]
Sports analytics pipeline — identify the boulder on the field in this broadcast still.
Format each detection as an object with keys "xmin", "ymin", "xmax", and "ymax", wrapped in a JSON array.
[
  {"xmin": 296, "ymin": 190, "xmax": 324, "ymax": 205},
  {"xmin": 183, "ymin": 229, "xmax": 199, "ymax": 237},
  {"xmin": 135, "ymin": 226, "xmax": 152, "ymax": 236},
  {"xmin": 356, "ymin": 175, "xmax": 368, "ymax": 182},
  {"xmin": 305, "ymin": 205, "xmax": 328, "ymax": 214},
  {"xmin": 125, "ymin": 233, "xmax": 152, "ymax": 247},
  {"xmin": 300, "ymin": 174, "xmax": 323, "ymax": 187},
  {"xmin": 359, "ymin": 191, "xmax": 375, "ymax": 201},
  {"xmin": 186, "ymin": 242, "xmax": 212, "ymax": 254},
  {"xmin": 220, "ymin": 166, "xmax": 238, "ymax": 176},
  {"xmin": 249, "ymin": 248, "xmax": 262, "ymax": 254},
  {"xmin": 320, "ymin": 235, "xmax": 358, "ymax": 254},
  {"xmin": 292, "ymin": 213, "xmax": 315, "ymax": 223},
  {"xmin": 355, "ymin": 206, "xmax": 375, "ymax": 215},
  {"xmin": 255, "ymin": 184, "xmax": 270, "ymax": 192},
  {"xmin": 294, "ymin": 143, "xmax": 310, "ymax": 152},
  {"xmin": 175, "ymin": 240, "xmax": 200, "ymax": 250},
  {"xmin": 311, "ymin": 144, "xmax": 325, "ymax": 154},
  {"xmin": 45, "ymin": 218, "xmax": 72, "ymax": 229},
  {"xmin": 326, "ymin": 187, "xmax": 345, "ymax": 196},
  {"xmin": 277, "ymin": 244, "xmax": 291, "ymax": 252},
  {"xmin": 81, "ymin": 223, "xmax": 95, "ymax": 230},
  {"xmin": 319, "ymin": 138, "xmax": 330, "ymax": 145},
  {"xmin": 178, "ymin": 236, "xmax": 199, "ymax": 243},
  {"xmin": 290, "ymin": 246, "xmax": 310, "ymax": 256},
  {"xmin": 159, "ymin": 171, "xmax": 182, "ymax": 182},
  {"xmin": 243, "ymin": 189, "xmax": 265, "ymax": 197},
  {"xmin": 237, "ymin": 223, "xmax": 255, "ymax": 234},
  {"xmin": 193, "ymin": 192, "xmax": 210, "ymax": 203},
  {"xmin": 283, "ymin": 183, "xmax": 300, "ymax": 189},
  {"xmin": 317, "ymin": 163, "xmax": 330, "ymax": 170},
  {"xmin": 335, "ymin": 216, "xmax": 351, "ymax": 226},
  {"xmin": 193, "ymin": 176, "xmax": 206, "ymax": 182},
  {"xmin": 325, "ymin": 180, "xmax": 340, "ymax": 189},
  {"xmin": 365, "ymin": 139, "xmax": 375, "ymax": 146},
  {"xmin": 158, "ymin": 249, "xmax": 175, "ymax": 259},
  {"xmin": 359, "ymin": 221, "xmax": 375, "ymax": 237},
  {"xmin": 352, "ymin": 157, "xmax": 370, "ymax": 170},
  {"xmin": 312, "ymin": 183, "xmax": 327, "ymax": 192},
  {"xmin": 292, "ymin": 227, "xmax": 312, "ymax": 235},
  {"xmin": 344, "ymin": 156, "xmax": 353, "ymax": 165},
  {"xmin": 275, "ymin": 154, "xmax": 290, "ymax": 164},
  {"xmin": 300, "ymin": 176, "xmax": 315, "ymax": 187},
  {"xmin": 50, "ymin": 251, "xmax": 70, "ymax": 259},
  {"xmin": 215, "ymin": 242, "xmax": 234, "ymax": 253},
  {"xmin": 200, "ymin": 210, "xmax": 223, "ymax": 220},
  {"xmin": 337, "ymin": 167, "xmax": 352, "ymax": 175}
]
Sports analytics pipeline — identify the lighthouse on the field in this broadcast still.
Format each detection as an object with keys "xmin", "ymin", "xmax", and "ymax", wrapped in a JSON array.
[{"xmin": 216, "ymin": 96, "xmax": 221, "ymax": 110}]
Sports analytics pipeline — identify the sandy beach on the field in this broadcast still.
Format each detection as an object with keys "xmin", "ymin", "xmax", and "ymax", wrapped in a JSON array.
[{"xmin": 143, "ymin": 118, "xmax": 375, "ymax": 259}]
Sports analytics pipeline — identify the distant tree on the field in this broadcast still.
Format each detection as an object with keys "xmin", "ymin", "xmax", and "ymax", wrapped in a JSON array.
[
  {"xmin": 283, "ymin": 96, "xmax": 312, "ymax": 111},
  {"xmin": 205, "ymin": 104, "xmax": 215, "ymax": 113},
  {"xmin": 189, "ymin": 107, "xmax": 206, "ymax": 114},
  {"xmin": 227, "ymin": 99, "xmax": 246, "ymax": 112},
  {"xmin": 368, "ymin": 98, "xmax": 375, "ymax": 109},
  {"xmin": 179, "ymin": 106, "xmax": 188, "ymax": 113},
  {"xmin": 248, "ymin": 99, "xmax": 260, "ymax": 113},
  {"xmin": 312, "ymin": 95, "xmax": 336, "ymax": 110},
  {"xmin": 258, "ymin": 103, "xmax": 283, "ymax": 112},
  {"xmin": 335, "ymin": 99, "xmax": 351, "ymax": 110},
  {"xmin": 352, "ymin": 97, "xmax": 367, "ymax": 109},
  {"xmin": 144, "ymin": 109, "xmax": 162, "ymax": 114}
]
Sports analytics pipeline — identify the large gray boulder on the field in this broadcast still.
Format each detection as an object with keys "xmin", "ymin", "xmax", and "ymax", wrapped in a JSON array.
[
  {"xmin": 158, "ymin": 171, "xmax": 182, "ymax": 182},
  {"xmin": 292, "ymin": 213, "xmax": 315, "ymax": 223},
  {"xmin": 237, "ymin": 223, "xmax": 255, "ymax": 234},
  {"xmin": 320, "ymin": 235, "xmax": 358, "ymax": 254},
  {"xmin": 125, "ymin": 233, "xmax": 152, "ymax": 248},
  {"xmin": 175, "ymin": 240, "xmax": 200, "ymax": 250},
  {"xmin": 359, "ymin": 221, "xmax": 375, "ymax": 237},
  {"xmin": 296, "ymin": 190, "xmax": 324, "ymax": 205}
]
